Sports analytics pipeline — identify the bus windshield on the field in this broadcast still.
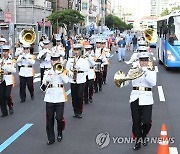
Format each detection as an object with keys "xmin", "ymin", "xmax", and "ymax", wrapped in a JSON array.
[{"xmin": 169, "ymin": 16, "xmax": 180, "ymax": 46}]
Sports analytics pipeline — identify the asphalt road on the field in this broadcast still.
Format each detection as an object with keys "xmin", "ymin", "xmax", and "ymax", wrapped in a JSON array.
[{"xmin": 0, "ymin": 47, "xmax": 180, "ymax": 154}]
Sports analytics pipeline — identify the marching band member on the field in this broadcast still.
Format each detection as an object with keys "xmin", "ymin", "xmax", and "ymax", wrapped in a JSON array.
[
  {"xmin": 83, "ymin": 45, "xmax": 96, "ymax": 104},
  {"xmin": 0, "ymin": 45, "xmax": 16, "ymax": 117},
  {"xmin": 16, "ymin": 43, "xmax": 35, "ymax": 103},
  {"xmin": 126, "ymin": 52, "xmax": 157, "ymax": 150},
  {"xmin": 51, "ymin": 38, "xmax": 65, "ymax": 63},
  {"xmin": 15, "ymin": 42, "xmax": 23, "ymax": 71},
  {"xmin": 94, "ymin": 39, "xmax": 106, "ymax": 93},
  {"xmin": 125, "ymin": 46, "xmax": 148, "ymax": 65},
  {"xmin": 101, "ymin": 39, "xmax": 110, "ymax": 84},
  {"xmin": 37, "ymin": 40, "xmax": 52, "ymax": 85},
  {"xmin": 42, "ymin": 53, "xmax": 69, "ymax": 145},
  {"xmin": 66, "ymin": 44, "xmax": 89, "ymax": 118}
]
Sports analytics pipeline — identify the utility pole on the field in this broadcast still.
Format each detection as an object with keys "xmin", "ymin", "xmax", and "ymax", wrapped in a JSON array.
[
  {"xmin": 43, "ymin": 0, "xmax": 46, "ymax": 36},
  {"xmin": 14, "ymin": 0, "xmax": 16, "ymax": 23},
  {"xmin": 100, "ymin": 0, "xmax": 105, "ymax": 33}
]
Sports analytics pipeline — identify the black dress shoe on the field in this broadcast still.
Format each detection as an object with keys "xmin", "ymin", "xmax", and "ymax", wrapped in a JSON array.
[
  {"xmin": 9, "ymin": 108, "xmax": 14, "ymax": 115},
  {"xmin": 77, "ymin": 114, "xmax": 82, "ymax": 119},
  {"xmin": 89, "ymin": 99, "xmax": 93, "ymax": 103},
  {"xmin": 84, "ymin": 101, "xmax": 89, "ymax": 104},
  {"xmin": 133, "ymin": 142, "xmax": 141, "ymax": 151},
  {"xmin": 57, "ymin": 132, "xmax": 63, "ymax": 142},
  {"xmin": 47, "ymin": 140, "xmax": 55, "ymax": 145},
  {"xmin": 31, "ymin": 95, "xmax": 34, "ymax": 100},
  {"xmin": 1, "ymin": 114, "xmax": 8, "ymax": 117},
  {"xmin": 73, "ymin": 114, "xmax": 78, "ymax": 118},
  {"xmin": 99, "ymin": 87, "xmax": 102, "ymax": 91},
  {"xmin": 20, "ymin": 100, "xmax": 25, "ymax": 103},
  {"xmin": 142, "ymin": 137, "xmax": 148, "ymax": 146}
]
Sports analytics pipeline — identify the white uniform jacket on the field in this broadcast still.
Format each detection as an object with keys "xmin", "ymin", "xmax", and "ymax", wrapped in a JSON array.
[
  {"xmin": 66, "ymin": 56, "xmax": 89, "ymax": 84},
  {"xmin": 17, "ymin": 53, "xmax": 35, "ymax": 77},
  {"xmin": 43, "ymin": 68, "xmax": 69, "ymax": 103},
  {"xmin": 84, "ymin": 53, "xmax": 96, "ymax": 80},
  {"xmin": 1, "ymin": 57, "xmax": 16, "ymax": 86},
  {"xmin": 129, "ymin": 67, "xmax": 157, "ymax": 105},
  {"xmin": 15, "ymin": 47, "xmax": 23, "ymax": 66},
  {"xmin": 37, "ymin": 48, "xmax": 51, "ymax": 68},
  {"xmin": 51, "ymin": 45, "xmax": 65, "ymax": 57},
  {"xmin": 94, "ymin": 48, "xmax": 107, "ymax": 65}
]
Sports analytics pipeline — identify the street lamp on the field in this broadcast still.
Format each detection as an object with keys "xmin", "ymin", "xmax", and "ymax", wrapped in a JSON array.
[{"xmin": 43, "ymin": 0, "xmax": 46, "ymax": 36}]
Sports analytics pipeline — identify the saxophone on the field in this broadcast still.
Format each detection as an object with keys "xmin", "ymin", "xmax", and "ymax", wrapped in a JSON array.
[
  {"xmin": 0, "ymin": 58, "xmax": 4, "ymax": 82},
  {"xmin": 72, "ymin": 57, "xmax": 78, "ymax": 82}
]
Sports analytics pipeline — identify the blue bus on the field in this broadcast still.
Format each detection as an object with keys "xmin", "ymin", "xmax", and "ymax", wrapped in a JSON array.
[{"xmin": 157, "ymin": 11, "xmax": 180, "ymax": 70}]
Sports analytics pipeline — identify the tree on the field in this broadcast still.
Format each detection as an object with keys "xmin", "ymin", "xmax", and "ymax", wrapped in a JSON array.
[
  {"xmin": 172, "ymin": 6, "xmax": 180, "ymax": 11},
  {"xmin": 105, "ymin": 14, "xmax": 133, "ymax": 31},
  {"xmin": 160, "ymin": 8, "xmax": 170, "ymax": 16},
  {"xmin": 48, "ymin": 9, "xmax": 85, "ymax": 35}
]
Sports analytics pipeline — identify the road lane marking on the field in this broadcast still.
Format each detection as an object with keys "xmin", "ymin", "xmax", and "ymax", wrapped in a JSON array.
[
  {"xmin": 0, "ymin": 124, "xmax": 33, "ymax": 153},
  {"xmin": 155, "ymin": 66, "xmax": 159, "ymax": 72},
  {"xmin": 157, "ymin": 86, "xmax": 165, "ymax": 101},
  {"xmin": 169, "ymin": 147, "xmax": 178, "ymax": 154},
  {"xmin": 153, "ymin": 57, "xmax": 156, "ymax": 61},
  {"xmin": 66, "ymin": 89, "xmax": 71, "ymax": 95},
  {"xmin": 34, "ymin": 73, "xmax": 40, "ymax": 78},
  {"xmin": 33, "ymin": 78, "xmax": 41, "ymax": 83}
]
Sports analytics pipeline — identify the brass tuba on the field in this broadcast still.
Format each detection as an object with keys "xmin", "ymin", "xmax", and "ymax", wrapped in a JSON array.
[
  {"xmin": 19, "ymin": 28, "xmax": 36, "ymax": 44},
  {"xmin": 144, "ymin": 28, "xmax": 157, "ymax": 44},
  {"xmin": 114, "ymin": 67, "xmax": 144, "ymax": 88}
]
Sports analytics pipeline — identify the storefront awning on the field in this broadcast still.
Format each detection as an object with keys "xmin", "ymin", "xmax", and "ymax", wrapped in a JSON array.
[{"xmin": 38, "ymin": 21, "xmax": 51, "ymax": 27}]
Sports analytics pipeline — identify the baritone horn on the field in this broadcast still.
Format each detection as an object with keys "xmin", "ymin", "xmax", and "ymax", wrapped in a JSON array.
[
  {"xmin": 114, "ymin": 67, "xmax": 144, "ymax": 88},
  {"xmin": 19, "ymin": 28, "xmax": 36, "ymax": 44},
  {"xmin": 144, "ymin": 28, "xmax": 157, "ymax": 44}
]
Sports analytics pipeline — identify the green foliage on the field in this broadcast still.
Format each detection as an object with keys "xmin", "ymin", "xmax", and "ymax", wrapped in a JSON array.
[
  {"xmin": 172, "ymin": 6, "xmax": 180, "ymax": 11},
  {"xmin": 160, "ymin": 8, "xmax": 170, "ymax": 16},
  {"xmin": 48, "ymin": 9, "xmax": 85, "ymax": 33},
  {"xmin": 105, "ymin": 14, "xmax": 133, "ymax": 31}
]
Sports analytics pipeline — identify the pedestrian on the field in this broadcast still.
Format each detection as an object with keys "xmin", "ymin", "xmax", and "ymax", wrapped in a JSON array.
[
  {"xmin": 117, "ymin": 37, "xmax": 126, "ymax": 62},
  {"xmin": 16, "ymin": 43, "xmax": 35, "ymax": 103},
  {"xmin": 132, "ymin": 35, "xmax": 138, "ymax": 52},
  {"xmin": 42, "ymin": 53, "xmax": 69, "ymax": 145},
  {"xmin": 125, "ymin": 32, "xmax": 132, "ymax": 50},
  {"xmin": 0, "ymin": 45, "xmax": 16, "ymax": 117}
]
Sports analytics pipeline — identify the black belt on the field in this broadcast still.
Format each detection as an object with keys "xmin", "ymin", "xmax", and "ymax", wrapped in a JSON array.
[
  {"xmin": 48, "ymin": 84, "xmax": 63, "ymax": 88},
  {"xmin": 90, "ymin": 67, "xmax": 94, "ymax": 69},
  {"xmin": 4, "ymin": 72, "xmax": 12, "ymax": 75},
  {"xmin": 22, "ymin": 65, "xmax": 32, "ymax": 68},
  {"xmin": 77, "ymin": 71, "xmax": 84, "ymax": 73},
  {"xmin": 133, "ymin": 87, "xmax": 151, "ymax": 91}
]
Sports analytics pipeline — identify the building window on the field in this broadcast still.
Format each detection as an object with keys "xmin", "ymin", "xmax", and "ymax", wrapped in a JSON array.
[
  {"xmin": 19, "ymin": 0, "xmax": 33, "ymax": 5},
  {"xmin": 82, "ymin": 2, "xmax": 87, "ymax": 10},
  {"xmin": 92, "ymin": 5, "xmax": 97, "ymax": 12}
]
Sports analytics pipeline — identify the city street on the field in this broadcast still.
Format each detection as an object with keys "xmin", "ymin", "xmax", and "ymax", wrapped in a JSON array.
[{"xmin": 0, "ymin": 48, "xmax": 180, "ymax": 154}]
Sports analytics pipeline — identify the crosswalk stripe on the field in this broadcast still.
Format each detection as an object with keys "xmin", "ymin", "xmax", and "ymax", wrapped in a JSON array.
[
  {"xmin": 155, "ymin": 66, "xmax": 158, "ymax": 72},
  {"xmin": 157, "ymin": 86, "xmax": 166, "ymax": 102}
]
